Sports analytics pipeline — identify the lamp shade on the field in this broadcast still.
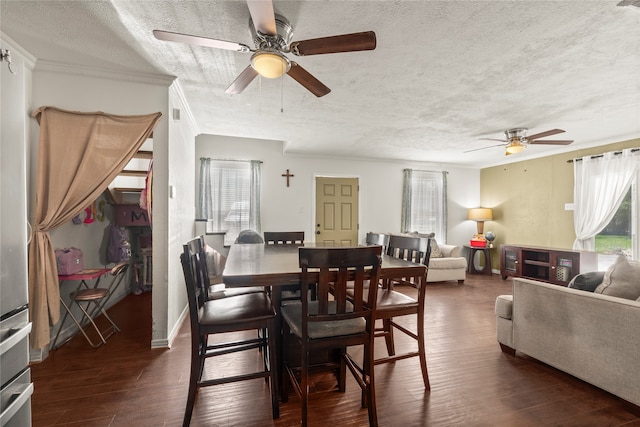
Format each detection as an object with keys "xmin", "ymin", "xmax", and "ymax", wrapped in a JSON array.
[{"xmin": 467, "ymin": 208, "xmax": 493, "ymax": 222}]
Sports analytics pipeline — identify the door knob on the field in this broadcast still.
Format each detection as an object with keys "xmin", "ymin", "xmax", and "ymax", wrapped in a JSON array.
[{"xmin": 316, "ymin": 231, "xmax": 320, "ymax": 235}]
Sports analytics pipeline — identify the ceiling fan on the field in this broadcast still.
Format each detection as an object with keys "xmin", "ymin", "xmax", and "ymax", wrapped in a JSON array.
[
  {"xmin": 152, "ymin": 0, "xmax": 376, "ymax": 97},
  {"xmin": 466, "ymin": 128, "xmax": 574, "ymax": 156}
]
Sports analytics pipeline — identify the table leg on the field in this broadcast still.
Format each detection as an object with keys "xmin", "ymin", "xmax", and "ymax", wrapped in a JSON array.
[{"xmin": 270, "ymin": 286, "xmax": 285, "ymax": 400}]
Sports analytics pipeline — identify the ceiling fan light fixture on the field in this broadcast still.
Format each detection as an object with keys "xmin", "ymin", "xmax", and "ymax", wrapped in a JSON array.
[
  {"xmin": 250, "ymin": 50, "xmax": 290, "ymax": 78},
  {"xmin": 505, "ymin": 140, "xmax": 526, "ymax": 155}
]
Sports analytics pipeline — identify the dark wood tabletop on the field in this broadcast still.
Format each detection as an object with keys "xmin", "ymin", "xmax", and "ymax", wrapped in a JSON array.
[{"xmin": 223, "ymin": 243, "xmax": 426, "ymax": 288}]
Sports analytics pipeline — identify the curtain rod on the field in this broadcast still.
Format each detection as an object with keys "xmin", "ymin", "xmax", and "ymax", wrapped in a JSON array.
[
  {"xmin": 566, "ymin": 148, "xmax": 640, "ymax": 163},
  {"xmin": 404, "ymin": 168, "xmax": 449, "ymax": 174},
  {"xmin": 200, "ymin": 158, "xmax": 263, "ymax": 163}
]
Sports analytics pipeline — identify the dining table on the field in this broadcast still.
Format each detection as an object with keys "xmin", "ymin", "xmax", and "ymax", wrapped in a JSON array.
[{"xmin": 222, "ymin": 242, "xmax": 427, "ymax": 392}]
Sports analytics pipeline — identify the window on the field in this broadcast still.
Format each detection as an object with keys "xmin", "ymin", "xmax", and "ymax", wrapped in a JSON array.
[
  {"xmin": 401, "ymin": 169, "xmax": 447, "ymax": 241},
  {"xmin": 595, "ymin": 182, "xmax": 637, "ymax": 270},
  {"xmin": 198, "ymin": 159, "xmax": 261, "ymax": 245},
  {"xmin": 573, "ymin": 148, "xmax": 640, "ymax": 270}
]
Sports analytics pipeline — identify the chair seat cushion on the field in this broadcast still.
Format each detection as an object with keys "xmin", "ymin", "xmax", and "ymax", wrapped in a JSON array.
[
  {"xmin": 376, "ymin": 289, "xmax": 416, "ymax": 308},
  {"xmin": 199, "ymin": 292, "xmax": 275, "ymax": 326},
  {"xmin": 347, "ymin": 285, "xmax": 416, "ymax": 308},
  {"xmin": 207, "ymin": 284, "xmax": 264, "ymax": 300},
  {"xmin": 281, "ymin": 301, "xmax": 365, "ymax": 339}
]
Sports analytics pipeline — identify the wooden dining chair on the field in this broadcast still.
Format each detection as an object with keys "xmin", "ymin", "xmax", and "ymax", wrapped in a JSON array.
[
  {"xmin": 375, "ymin": 234, "xmax": 432, "ymax": 389},
  {"xmin": 180, "ymin": 238, "xmax": 280, "ymax": 426},
  {"xmin": 281, "ymin": 246, "xmax": 382, "ymax": 427},
  {"xmin": 190, "ymin": 236, "xmax": 267, "ymax": 349}
]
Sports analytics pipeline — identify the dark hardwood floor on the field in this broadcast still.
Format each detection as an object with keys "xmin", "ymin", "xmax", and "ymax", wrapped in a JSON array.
[{"xmin": 31, "ymin": 274, "xmax": 640, "ymax": 426}]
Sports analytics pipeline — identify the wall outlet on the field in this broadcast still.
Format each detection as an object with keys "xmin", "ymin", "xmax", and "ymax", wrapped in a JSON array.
[{"xmin": 564, "ymin": 203, "xmax": 574, "ymax": 211}]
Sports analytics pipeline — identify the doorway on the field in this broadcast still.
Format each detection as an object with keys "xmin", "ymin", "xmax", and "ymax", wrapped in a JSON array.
[{"xmin": 315, "ymin": 177, "xmax": 359, "ymax": 245}]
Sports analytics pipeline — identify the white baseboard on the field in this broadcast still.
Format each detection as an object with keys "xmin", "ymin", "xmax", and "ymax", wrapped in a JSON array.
[{"xmin": 150, "ymin": 304, "xmax": 188, "ymax": 349}]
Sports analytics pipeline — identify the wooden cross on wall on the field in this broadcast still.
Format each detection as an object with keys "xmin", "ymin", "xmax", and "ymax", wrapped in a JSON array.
[{"xmin": 282, "ymin": 169, "xmax": 294, "ymax": 187}]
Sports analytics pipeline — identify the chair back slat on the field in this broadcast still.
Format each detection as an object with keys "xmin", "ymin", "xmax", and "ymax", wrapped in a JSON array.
[
  {"xmin": 182, "ymin": 238, "xmax": 210, "ymax": 311},
  {"xmin": 422, "ymin": 237, "xmax": 433, "ymax": 269},
  {"xmin": 264, "ymin": 231, "xmax": 305, "ymax": 245},
  {"xmin": 110, "ymin": 261, "xmax": 129, "ymax": 276},
  {"xmin": 180, "ymin": 247, "xmax": 202, "ymax": 334}
]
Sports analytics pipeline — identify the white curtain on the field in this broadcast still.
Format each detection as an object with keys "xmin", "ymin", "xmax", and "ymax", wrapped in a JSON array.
[
  {"xmin": 198, "ymin": 159, "xmax": 261, "ymax": 245},
  {"xmin": 573, "ymin": 149, "xmax": 639, "ymax": 250},
  {"xmin": 401, "ymin": 169, "xmax": 447, "ymax": 241}
]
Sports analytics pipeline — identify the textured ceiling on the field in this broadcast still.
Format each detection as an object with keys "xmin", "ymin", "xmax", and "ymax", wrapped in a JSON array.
[{"xmin": 2, "ymin": 0, "xmax": 639, "ymax": 167}]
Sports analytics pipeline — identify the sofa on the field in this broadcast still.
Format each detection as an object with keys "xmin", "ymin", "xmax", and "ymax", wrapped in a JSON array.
[
  {"xmin": 426, "ymin": 243, "xmax": 467, "ymax": 283},
  {"xmin": 495, "ymin": 267, "xmax": 640, "ymax": 408}
]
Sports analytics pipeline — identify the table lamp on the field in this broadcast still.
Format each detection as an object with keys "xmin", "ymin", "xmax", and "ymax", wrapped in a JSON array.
[{"xmin": 468, "ymin": 208, "xmax": 493, "ymax": 239}]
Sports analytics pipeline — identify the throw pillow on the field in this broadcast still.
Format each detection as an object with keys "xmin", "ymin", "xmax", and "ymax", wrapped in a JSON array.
[
  {"xmin": 567, "ymin": 271, "xmax": 605, "ymax": 292},
  {"xmin": 594, "ymin": 255, "xmax": 640, "ymax": 300},
  {"xmin": 430, "ymin": 237, "xmax": 443, "ymax": 258}
]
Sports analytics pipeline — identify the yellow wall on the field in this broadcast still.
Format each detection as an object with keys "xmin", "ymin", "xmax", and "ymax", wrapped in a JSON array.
[{"xmin": 481, "ymin": 137, "xmax": 640, "ymax": 269}]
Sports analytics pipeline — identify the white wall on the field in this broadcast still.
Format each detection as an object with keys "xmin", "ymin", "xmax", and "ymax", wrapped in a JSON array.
[
  {"xmin": 27, "ymin": 61, "xmax": 179, "ymax": 354},
  {"xmin": 152, "ymin": 83, "xmax": 197, "ymax": 348},
  {"xmin": 195, "ymin": 135, "xmax": 480, "ymax": 246}
]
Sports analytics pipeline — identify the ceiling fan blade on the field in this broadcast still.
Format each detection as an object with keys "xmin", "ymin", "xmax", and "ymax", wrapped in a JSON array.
[
  {"xmin": 287, "ymin": 62, "xmax": 331, "ymax": 97},
  {"xmin": 290, "ymin": 31, "xmax": 376, "ymax": 56},
  {"xmin": 526, "ymin": 129, "xmax": 565, "ymax": 141},
  {"xmin": 529, "ymin": 139, "xmax": 574, "ymax": 145},
  {"xmin": 225, "ymin": 66, "xmax": 259, "ymax": 94},
  {"xmin": 479, "ymin": 138, "xmax": 507, "ymax": 142},
  {"xmin": 153, "ymin": 30, "xmax": 251, "ymax": 53},
  {"xmin": 246, "ymin": 0, "xmax": 277, "ymax": 36},
  {"xmin": 464, "ymin": 144, "xmax": 505, "ymax": 153}
]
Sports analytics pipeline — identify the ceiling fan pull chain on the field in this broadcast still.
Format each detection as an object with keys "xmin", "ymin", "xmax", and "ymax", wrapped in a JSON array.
[
  {"xmin": 280, "ymin": 76, "xmax": 285, "ymax": 113},
  {"xmin": 258, "ymin": 76, "xmax": 262, "ymax": 114}
]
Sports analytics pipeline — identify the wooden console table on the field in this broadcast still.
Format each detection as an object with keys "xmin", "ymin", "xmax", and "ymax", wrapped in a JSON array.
[{"xmin": 500, "ymin": 244, "xmax": 598, "ymax": 286}]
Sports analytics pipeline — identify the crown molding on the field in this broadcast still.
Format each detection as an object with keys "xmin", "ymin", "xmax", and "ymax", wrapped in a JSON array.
[
  {"xmin": 35, "ymin": 59, "xmax": 175, "ymax": 87},
  {"xmin": 169, "ymin": 80, "xmax": 200, "ymax": 136}
]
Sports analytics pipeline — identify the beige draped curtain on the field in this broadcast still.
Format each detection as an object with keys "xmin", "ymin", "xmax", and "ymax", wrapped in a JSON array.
[{"xmin": 29, "ymin": 106, "xmax": 162, "ymax": 349}]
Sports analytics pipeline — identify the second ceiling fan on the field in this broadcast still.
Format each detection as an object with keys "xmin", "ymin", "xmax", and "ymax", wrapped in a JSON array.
[
  {"xmin": 153, "ymin": 0, "xmax": 377, "ymax": 97},
  {"xmin": 466, "ymin": 128, "xmax": 574, "ymax": 156}
]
